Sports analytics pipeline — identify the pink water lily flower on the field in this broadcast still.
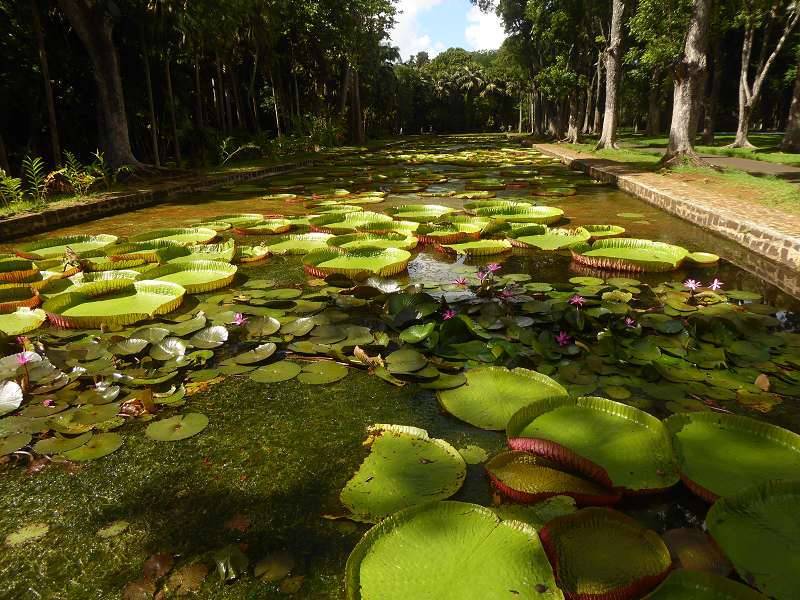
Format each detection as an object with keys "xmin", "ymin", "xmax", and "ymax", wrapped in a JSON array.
[
  {"xmin": 485, "ymin": 263, "xmax": 501, "ymax": 273},
  {"xmin": 569, "ymin": 295, "xmax": 585, "ymax": 308},
  {"xmin": 624, "ymin": 317, "xmax": 637, "ymax": 328},
  {"xmin": 452, "ymin": 277, "xmax": 468, "ymax": 286},
  {"xmin": 683, "ymin": 279, "xmax": 702, "ymax": 291},
  {"xmin": 555, "ymin": 330, "xmax": 571, "ymax": 347},
  {"xmin": 709, "ymin": 278, "xmax": 724, "ymax": 291},
  {"xmin": 232, "ymin": 313, "xmax": 248, "ymax": 326},
  {"xmin": 500, "ymin": 288, "xmax": 516, "ymax": 299},
  {"xmin": 42, "ymin": 398, "xmax": 55, "ymax": 407},
  {"xmin": 476, "ymin": 271, "xmax": 489, "ymax": 282},
  {"xmin": 16, "ymin": 353, "xmax": 29, "ymax": 366},
  {"xmin": 442, "ymin": 309, "xmax": 457, "ymax": 320}
]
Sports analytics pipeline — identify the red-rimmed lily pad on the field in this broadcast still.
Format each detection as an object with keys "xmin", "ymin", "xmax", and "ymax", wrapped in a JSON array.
[
  {"xmin": 540, "ymin": 507, "xmax": 672, "ymax": 600},
  {"xmin": 642, "ymin": 570, "xmax": 767, "ymax": 600}
]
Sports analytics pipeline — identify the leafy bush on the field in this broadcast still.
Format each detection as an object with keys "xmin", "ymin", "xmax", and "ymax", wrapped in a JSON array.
[
  {"xmin": 218, "ymin": 137, "xmax": 261, "ymax": 166},
  {"xmin": 22, "ymin": 155, "xmax": 47, "ymax": 204},
  {"xmin": 0, "ymin": 168, "xmax": 24, "ymax": 206},
  {"xmin": 63, "ymin": 150, "xmax": 97, "ymax": 196},
  {"xmin": 89, "ymin": 150, "xmax": 133, "ymax": 190}
]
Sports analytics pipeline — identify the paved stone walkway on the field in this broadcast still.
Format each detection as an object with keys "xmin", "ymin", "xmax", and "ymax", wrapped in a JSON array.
[{"xmin": 535, "ymin": 144, "xmax": 800, "ymax": 294}]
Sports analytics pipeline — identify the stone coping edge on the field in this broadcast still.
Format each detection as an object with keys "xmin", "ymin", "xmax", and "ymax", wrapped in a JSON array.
[
  {"xmin": 534, "ymin": 144, "xmax": 800, "ymax": 273},
  {"xmin": 0, "ymin": 159, "xmax": 316, "ymax": 242}
]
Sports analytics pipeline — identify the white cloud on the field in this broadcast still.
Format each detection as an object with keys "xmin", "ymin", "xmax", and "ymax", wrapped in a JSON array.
[
  {"xmin": 389, "ymin": 0, "xmax": 447, "ymax": 61},
  {"xmin": 464, "ymin": 5, "xmax": 506, "ymax": 51}
]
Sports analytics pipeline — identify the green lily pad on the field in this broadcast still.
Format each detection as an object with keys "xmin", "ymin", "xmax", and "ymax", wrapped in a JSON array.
[
  {"xmin": 62, "ymin": 432, "xmax": 123, "ymax": 460},
  {"xmin": 457, "ymin": 444, "xmax": 488, "ymax": 464},
  {"xmin": 304, "ymin": 248, "xmax": 411, "ymax": 278},
  {"xmin": 263, "ymin": 233, "xmax": 334, "ymax": 255},
  {"xmin": 706, "ymin": 480, "xmax": 800, "ymax": 600},
  {"xmin": 514, "ymin": 228, "xmax": 591, "ymax": 250},
  {"xmin": 664, "ymin": 413, "xmax": 800, "ymax": 502},
  {"xmin": 0, "ymin": 431, "xmax": 32, "ymax": 456},
  {"xmin": 17, "ymin": 234, "xmax": 118, "ymax": 259},
  {"xmin": 617, "ymin": 212, "xmax": 646, "ymax": 219},
  {"xmin": 541, "ymin": 507, "xmax": 671, "ymax": 599},
  {"xmin": 398, "ymin": 323, "xmax": 435, "ymax": 344},
  {"xmin": 571, "ymin": 238, "xmax": 691, "ymax": 272},
  {"xmin": 486, "ymin": 451, "xmax": 620, "ymax": 505},
  {"xmin": 440, "ymin": 239, "xmax": 513, "ymax": 256},
  {"xmin": 297, "ymin": 361, "xmax": 348, "ymax": 384},
  {"xmin": 140, "ymin": 260, "xmax": 237, "ymax": 294},
  {"xmin": 33, "ymin": 431, "xmax": 92, "ymax": 455},
  {"xmin": 475, "ymin": 204, "xmax": 565, "ymax": 224},
  {"xmin": 145, "ymin": 413, "xmax": 209, "ymax": 441},
  {"xmin": 491, "ymin": 496, "xmax": 577, "ymax": 529},
  {"xmin": 129, "ymin": 228, "xmax": 217, "ymax": 245},
  {"xmin": 385, "ymin": 204, "xmax": 454, "ymax": 222},
  {"xmin": 0, "ymin": 380, "xmax": 23, "ymax": 417},
  {"xmin": 341, "ymin": 424, "xmax": 466, "ymax": 522},
  {"xmin": 438, "ymin": 366, "xmax": 567, "ymax": 430},
  {"xmin": 345, "ymin": 501, "xmax": 562, "ymax": 600},
  {"xmin": 234, "ymin": 343, "xmax": 277, "ymax": 365},
  {"xmin": 385, "ymin": 348, "xmax": 427, "ymax": 374},
  {"xmin": 97, "ymin": 520, "xmax": 130, "ymax": 538},
  {"xmin": 4, "ymin": 523, "xmax": 49, "ymax": 546},
  {"xmin": 71, "ymin": 402, "xmax": 121, "ymax": 425},
  {"xmin": 190, "ymin": 325, "xmax": 229, "ymax": 349},
  {"xmin": 249, "ymin": 360, "xmax": 302, "ymax": 383},
  {"xmin": 0, "ymin": 308, "xmax": 47, "ymax": 336},
  {"xmin": 643, "ymin": 569, "xmax": 767, "ymax": 599},
  {"xmin": 507, "ymin": 396, "xmax": 679, "ymax": 492}
]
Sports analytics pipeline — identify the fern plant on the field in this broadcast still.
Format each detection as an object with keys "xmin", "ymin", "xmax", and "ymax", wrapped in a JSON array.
[
  {"xmin": 21, "ymin": 155, "xmax": 47, "ymax": 204},
  {"xmin": 89, "ymin": 149, "xmax": 132, "ymax": 190},
  {"xmin": 63, "ymin": 150, "xmax": 97, "ymax": 197},
  {"xmin": 0, "ymin": 168, "xmax": 24, "ymax": 207}
]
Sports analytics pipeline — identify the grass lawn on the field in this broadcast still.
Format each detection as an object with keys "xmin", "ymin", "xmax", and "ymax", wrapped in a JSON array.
[{"xmin": 564, "ymin": 141, "xmax": 800, "ymax": 217}]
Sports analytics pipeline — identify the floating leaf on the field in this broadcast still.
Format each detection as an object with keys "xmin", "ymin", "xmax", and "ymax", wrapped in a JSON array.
[
  {"xmin": 255, "ymin": 551, "xmax": 295, "ymax": 582},
  {"xmin": 297, "ymin": 361, "xmax": 348, "ymax": 385},
  {"xmin": 662, "ymin": 528, "xmax": 732, "ymax": 575},
  {"xmin": 249, "ymin": 361, "xmax": 303, "ymax": 383},
  {"xmin": 0, "ymin": 308, "xmax": 47, "ymax": 336},
  {"xmin": 341, "ymin": 424, "xmax": 466, "ymax": 522},
  {"xmin": 97, "ymin": 520, "xmax": 130, "ymax": 538},
  {"xmin": 0, "ymin": 380, "xmax": 23, "ymax": 417},
  {"xmin": 457, "ymin": 444, "xmax": 488, "ymax": 464},
  {"xmin": 62, "ymin": 432, "xmax": 123, "ymax": 460},
  {"xmin": 345, "ymin": 501, "xmax": 562, "ymax": 600},
  {"xmin": 643, "ymin": 569, "xmax": 767, "ymax": 600},
  {"xmin": 4, "ymin": 522, "xmax": 49, "ymax": 546},
  {"xmin": 145, "ymin": 413, "xmax": 209, "ymax": 441},
  {"xmin": 33, "ymin": 431, "xmax": 92, "ymax": 455}
]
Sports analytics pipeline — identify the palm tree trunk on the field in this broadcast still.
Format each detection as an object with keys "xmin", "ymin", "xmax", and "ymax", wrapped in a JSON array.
[
  {"xmin": 165, "ymin": 59, "xmax": 181, "ymax": 166},
  {"xmin": 142, "ymin": 44, "xmax": 160, "ymax": 166},
  {"xmin": 32, "ymin": 0, "xmax": 61, "ymax": 165},
  {"xmin": 596, "ymin": 0, "xmax": 625, "ymax": 149}
]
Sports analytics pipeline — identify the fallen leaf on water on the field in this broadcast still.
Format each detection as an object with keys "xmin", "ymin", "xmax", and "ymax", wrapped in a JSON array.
[
  {"xmin": 754, "ymin": 373, "xmax": 770, "ymax": 391},
  {"xmin": 166, "ymin": 562, "xmax": 208, "ymax": 595},
  {"xmin": 4, "ymin": 523, "xmax": 49, "ymax": 547},
  {"xmin": 224, "ymin": 514, "xmax": 252, "ymax": 533},
  {"xmin": 142, "ymin": 553, "xmax": 174, "ymax": 580}
]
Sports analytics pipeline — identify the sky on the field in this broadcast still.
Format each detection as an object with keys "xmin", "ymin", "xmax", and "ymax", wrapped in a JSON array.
[{"xmin": 389, "ymin": 0, "xmax": 507, "ymax": 62}]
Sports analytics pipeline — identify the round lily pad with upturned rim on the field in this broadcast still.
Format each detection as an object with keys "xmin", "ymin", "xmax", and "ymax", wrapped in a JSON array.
[
  {"xmin": 145, "ymin": 413, "xmax": 209, "ymax": 441},
  {"xmin": 439, "ymin": 239, "xmax": 513, "ymax": 256},
  {"xmin": 486, "ymin": 451, "xmax": 621, "ymax": 506},
  {"xmin": 303, "ymin": 248, "xmax": 411, "ymax": 278},
  {"xmin": 249, "ymin": 360, "xmax": 302, "ymax": 383},
  {"xmin": 507, "ymin": 396, "xmax": 679, "ymax": 493},
  {"xmin": 438, "ymin": 366, "xmax": 568, "ymax": 431},
  {"xmin": 234, "ymin": 343, "xmax": 277, "ymax": 365},
  {"xmin": 706, "ymin": 480, "xmax": 800, "ymax": 600},
  {"xmin": 0, "ymin": 307, "xmax": 47, "ymax": 336},
  {"xmin": 129, "ymin": 228, "xmax": 217, "ymax": 245},
  {"xmin": 642, "ymin": 569, "xmax": 767, "ymax": 600},
  {"xmin": 297, "ymin": 361, "xmax": 348, "ymax": 385},
  {"xmin": 345, "ymin": 501, "xmax": 563, "ymax": 600},
  {"xmin": 540, "ymin": 507, "xmax": 672, "ymax": 600},
  {"xmin": 16, "ymin": 234, "xmax": 118, "ymax": 260},
  {"xmin": 62, "ymin": 432, "xmax": 123, "ymax": 460},
  {"xmin": 340, "ymin": 424, "xmax": 466, "ymax": 522},
  {"xmin": 139, "ymin": 260, "xmax": 237, "ymax": 294},
  {"xmin": 664, "ymin": 412, "xmax": 800, "ymax": 502}
]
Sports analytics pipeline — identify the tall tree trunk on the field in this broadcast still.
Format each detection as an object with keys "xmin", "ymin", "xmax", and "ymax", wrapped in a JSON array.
[
  {"xmin": 194, "ymin": 60, "xmax": 204, "ymax": 128},
  {"xmin": 582, "ymin": 69, "xmax": 595, "ymax": 133},
  {"xmin": 729, "ymin": 11, "xmax": 799, "ymax": 148},
  {"xmin": 564, "ymin": 89, "xmax": 581, "ymax": 143},
  {"xmin": 350, "ymin": 70, "xmax": 364, "ymax": 144},
  {"xmin": 662, "ymin": 0, "xmax": 711, "ymax": 165},
  {"xmin": 229, "ymin": 62, "xmax": 244, "ymax": 128},
  {"xmin": 339, "ymin": 63, "xmax": 352, "ymax": 116},
  {"xmin": 269, "ymin": 68, "xmax": 282, "ymax": 138},
  {"xmin": 57, "ymin": 0, "xmax": 138, "ymax": 167},
  {"xmin": 518, "ymin": 94, "xmax": 523, "ymax": 133},
  {"xmin": 701, "ymin": 36, "xmax": 722, "ymax": 144},
  {"xmin": 646, "ymin": 68, "xmax": 661, "ymax": 136},
  {"xmin": 215, "ymin": 55, "xmax": 226, "ymax": 131},
  {"xmin": 596, "ymin": 0, "xmax": 625, "ymax": 149},
  {"xmin": 0, "ymin": 132, "xmax": 9, "ymax": 173},
  {"xmin": 592, "ymin": 50, "xmax": 603, "ymax": 133},
  {"xmin": 780, "ymin": 61, "xmax": 800, "ymax": 151},
  {"xmin": 248, "ymin": 48, "xmax": 260, "ymax": 134},
  {"xmin": 32, "ymin": 0, "xmax": 61, "ymax": 165},
  {"xmin": 165, "ymin": 59, "xmax": 181, "ymax": 166},
  {"xmin": 529, "ymin": 90, "xmax": 535, "ymax": 134},
  {"xmin": 142, "ymin": 44, "xmax": 160, "ymax": 166},
  {"xmin": 293, "ymin": 73, "xmax": 301, "ymax": 118}
]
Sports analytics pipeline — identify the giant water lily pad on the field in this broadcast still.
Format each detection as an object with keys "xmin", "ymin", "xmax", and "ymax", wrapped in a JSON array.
[
  {"xmin": 385, "ymin": 204, "xmax": 454, "ymax": 222},
  {"xmin": 540, "ymin": 507, "xmax": 671, "ymax": 600},
  {"xmin": 327, "ymin": 233, "xmax": 418, "ymax": 251},
  {"xmin": 571, "ymin": 238, "xmax": 690, "ymax": 272},
  {"xmin": 62, "ymin": 432, "xmax": 123, "ymax": 460},
  {"xmin": 43, "ymin": 279, "xmax": 185, "ymax": 329},
  {"xmin": 128, "ymin": 228, "xmax": 217, "ymax": 245},
  {"xmin": 706, "ymin": 480, "xmax": 800, "ymax": 600},
  {"xmin": 475, "ymin": 205, "xmax": 564, "ymax": 225},
  {"xmin": 486, "ymin": 451, "xmax": 620, "ymax": 505},
  {"xmin": 341, "ymin": 424, "xmax": 466, "ymax": 522},
  {"xmin": 507, "ymin": 396, "xmax": 679, "ymax": 492},
  {"xmin": 513, "ymin": 228, "xmax": 591, "ymax": 250},
  {"xmin": 440, "ymin": 239, "xmax": 513, "ymax": 256},
  {"xmin": 345, "ymin": 501, "xmax": 563, "ymax": 600},
  {"xmin": 309, "ymin": 211, "xmax": 392, "ymax": 234},
  {"xmin": 304, "ymin": 248, "xmax": 411, "ymax": 278},
  {"xmin": 414, "ymin": 222, "xmax": 482, "ymax": 244},
  {"xmin": 438, "ymin": 366, "xmax": 567, "ymax": 430},
  {"xmin": 145, "ymin": 413, "xmax": 209, "ymax": 441},
  {"xmin": 643, "ymin": 570, "xmax": 767, "ymax": 600},
  {"xmin": 16, "ymin": 234, "xmax": 118, "ymax": 259},
  {"xmin": 234, "ymin": 219, "xmax": 293, "ymax": 235},
  {"xmin": 139, "ymin": 260, "xmax": 237, "ymax": 294},
  {"xmin": 665, "ymin": 413, "xmax": 800, "ymax": 502}
]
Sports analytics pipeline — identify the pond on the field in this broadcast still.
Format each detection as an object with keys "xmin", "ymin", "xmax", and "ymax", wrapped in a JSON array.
[{"xmin": 1, "ymin": 134, "xmax": 798, "ymax": 599}]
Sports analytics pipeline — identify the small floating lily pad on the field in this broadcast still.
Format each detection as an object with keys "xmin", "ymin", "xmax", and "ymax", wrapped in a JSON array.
[
  {"xmin": 297, "ymin": 361, "xmax": 348, "ymax": 385},
  {"xmin": 145, "ymin": 413, "xmax": 209, "ymax": 441},
  {"xmin": 33, "ymin": 431, "xmax": 92, "ymax": 455},
  {"xmin": 249, "ymin": 360, "xmax": 302, "ymax": 383},
  {"xmin": 62, "ymin": 432, "xmax": 123, "ymax": 460},
  {"xmin": 233, "ymin": 343, "xmax": 277, "ymax": 365}
]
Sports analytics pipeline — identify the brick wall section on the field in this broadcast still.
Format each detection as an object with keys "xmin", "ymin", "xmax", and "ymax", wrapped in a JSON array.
[
  {"xmin": 534, "ymin": 144, "xmax": 800, "ymax": 286},
  {"xmin": 0, "ymin": 159, "xmax": 318, "ymax": 242}
]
